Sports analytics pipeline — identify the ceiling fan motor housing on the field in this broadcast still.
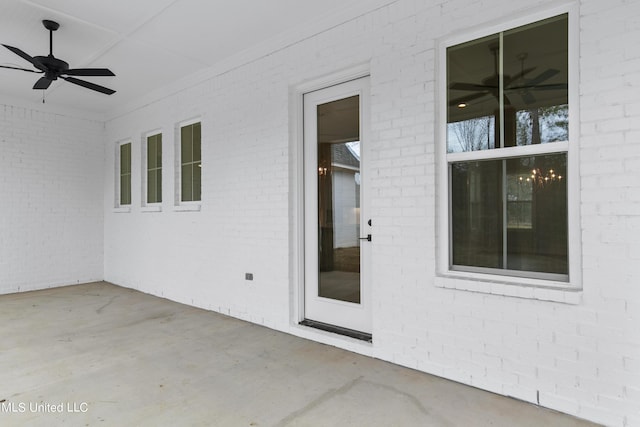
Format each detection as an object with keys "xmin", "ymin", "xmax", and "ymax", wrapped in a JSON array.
[{"xmin": 34, "ymin": 55, "xmax": 69, "ymax": 80}]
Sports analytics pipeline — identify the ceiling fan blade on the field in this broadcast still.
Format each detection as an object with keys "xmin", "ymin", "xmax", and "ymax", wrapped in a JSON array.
[
  {"xmin": 508, "ymin": 83, "xmax": 568, "ymax": 92},
  {"xmin": 525, "ymin": 69, "xmax": 560, "ymax": 87},
  {"xmin": 33, "ymin": 77, "xmax": 53, "ymax": 90},
  {"xmin": 63, "ymin": 68, "xmax": 115, "ymax": 77},
  {"xmin": 2, "ymin": 44, "xmax": 40, "ymax": 67},
  {"xmin": 505, "ymin": 66, "xmax": 536, "ymax": 86},
  {"xmin": 0, "ymin": 64, "xmax": 42, "ymax": 73},
  {"xmin": 62, "ymin": 76, "xmax": 115, "ymax": 95},
  {"xmin": 530, "ymin": 83, "xmax": 568, "ymax": 91},
  {"xmin": 449, "ymin": 82, "xmax": 496, "ymax": 91}
]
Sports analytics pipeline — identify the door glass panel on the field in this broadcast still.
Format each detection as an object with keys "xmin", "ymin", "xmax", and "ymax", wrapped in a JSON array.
[{"xmin": 316, "ymin": 95, "xmax": 361, "ymax": 303}]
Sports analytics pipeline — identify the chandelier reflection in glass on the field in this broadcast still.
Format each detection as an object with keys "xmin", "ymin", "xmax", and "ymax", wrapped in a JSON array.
[{"xmin": 518, "ymin": 168, "xmax": 562, "ymax": 187}]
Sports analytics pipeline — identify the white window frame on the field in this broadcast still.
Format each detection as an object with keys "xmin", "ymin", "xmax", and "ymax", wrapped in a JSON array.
[
  {"xmin": 114, "ymin": 139, "xmax": 132, "ymax": 212},
  {"xmin": 141, "ymin": 129, "xmax": 163, "ymax": 212},
  {"xmin": 436, "ymin": 4, "xmax": 582, "ymax": 299},
  {"xmin": 174, "ymin": 117, "xmax": 202, "ymax": 211}
]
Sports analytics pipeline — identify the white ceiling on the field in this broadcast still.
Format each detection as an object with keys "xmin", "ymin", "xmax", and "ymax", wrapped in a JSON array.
[{"xmin": 0, "ymin": 0, "xmax": 391, "ymax": 117}]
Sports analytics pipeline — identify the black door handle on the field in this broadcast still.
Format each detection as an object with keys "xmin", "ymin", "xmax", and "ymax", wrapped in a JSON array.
[{"xmin": 359, "ymin": 234, "xmax": 372, "ymax": 242}]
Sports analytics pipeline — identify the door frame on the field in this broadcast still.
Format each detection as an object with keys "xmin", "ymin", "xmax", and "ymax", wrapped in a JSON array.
[{"xmin": 290, "ymin": 64, "xmax": 372, "ymax": 337}]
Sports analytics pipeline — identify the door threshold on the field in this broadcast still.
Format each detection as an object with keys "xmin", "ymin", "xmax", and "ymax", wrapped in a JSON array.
[{"xmin": 300, "ymin": 319, "xmax": 372, "ymax": 342}]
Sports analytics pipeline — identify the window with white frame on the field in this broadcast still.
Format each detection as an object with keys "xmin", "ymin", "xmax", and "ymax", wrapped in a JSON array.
[
  {"xmin": 179, "ymin": 121, "xmax": 201, "ymax": 202},
  {"xmin": 442, "ymin": 12, "xmax": 576, "ymax": 283},
  {"xmin": 119, "ymin": 142, "xmax": 132, "ymax": 206},
  {"xmin": 146, "ymin": 133, "xmax": 162, "ymax": 204}
]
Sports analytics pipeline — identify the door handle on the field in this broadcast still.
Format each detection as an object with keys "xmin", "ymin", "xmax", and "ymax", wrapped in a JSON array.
[{"xmin": 359, "ymin": 234, "xmax": 372, "ymax": 242}]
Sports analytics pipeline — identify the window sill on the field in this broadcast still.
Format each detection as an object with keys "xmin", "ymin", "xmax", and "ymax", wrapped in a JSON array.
[
  {"xmin": 173, "ymin": 203, "xmax": 201, "ymax": 212},
  {"xmin": 113, "ymin": 206, "xmax": 131, "ymax": 214},
  {"xmin": 434, "ymin": 274, "xmax": 582, "ymax": 304},
  {"xmin": 141, "ymin": 205, "xmax": 162, "ymax": 213}
]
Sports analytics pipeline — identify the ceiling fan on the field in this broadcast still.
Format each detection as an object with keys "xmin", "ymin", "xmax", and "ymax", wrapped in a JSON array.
[
  {"xmin": 0, "ymin": 19, "xmax": 115, "ymax": 95},
  {"xmin": 449, "ymin": 44, "xmax": 565, "ymax": 107}
]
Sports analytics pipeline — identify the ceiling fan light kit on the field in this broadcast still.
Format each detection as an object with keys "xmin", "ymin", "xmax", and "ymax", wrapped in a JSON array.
[{"xmin": 0, "ymin": 19, "xmax": 116, "ymax": 95}]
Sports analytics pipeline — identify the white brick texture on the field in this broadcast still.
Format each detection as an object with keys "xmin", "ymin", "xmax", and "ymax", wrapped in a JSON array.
[{"xmin": 0, "ymin": 104, "xmax": 104, "ymax": 293}]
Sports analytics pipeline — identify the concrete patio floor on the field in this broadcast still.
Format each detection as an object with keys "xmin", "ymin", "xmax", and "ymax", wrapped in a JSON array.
[{"xmin": 0, "ymin": 282, "xmax": 599, "ymax": 426}]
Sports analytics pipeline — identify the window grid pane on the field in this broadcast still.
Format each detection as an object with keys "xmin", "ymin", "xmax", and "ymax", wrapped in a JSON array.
[
  {"xmin": 147, "ymin": 136, "xmax": 155, "ymax": 169},
  {"xmin": 181, "ymin": 126, "xmax": 193, "ymax": 163},
  {"xmin": 155, "ymin": 135, "xmax": 162, "ymax": 168},
  {"xmin": 505, "ymin": 155, "xmax": 567, "ymax": 275},
  {"xmin": 503, "ymin": 14, "xmax": 568, "ymax": 148},
  {"xmin": 447, "ymin": 34, "xmax": 500, "ymax": 153},
  {"xmin": 147, "ymin": 169, "xmax": 157, "ymax": 203},
  {"xmin": 193, "ymin": 160, "xmax": 201, "ymax": 201},
  {"xmin": 193, "ymin": 123, "xmax": 201, "ymax": 161},
  {"xmin": 451, "ymin": 160, "xmax": 503, "ymax": 269},
  {"xmin": 181, "ymin": 164, "xmax": 193, "ymax": 202}
]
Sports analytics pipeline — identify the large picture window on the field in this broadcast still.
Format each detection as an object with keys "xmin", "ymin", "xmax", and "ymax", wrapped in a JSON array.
[{"xmin": 444, "ymin": 13, "xmax": 572, "ymax": 282}]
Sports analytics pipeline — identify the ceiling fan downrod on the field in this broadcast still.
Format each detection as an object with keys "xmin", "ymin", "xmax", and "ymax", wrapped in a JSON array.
[{"xmin": 42, "ymin": 20, "xmax": 59, "ymax": 57}]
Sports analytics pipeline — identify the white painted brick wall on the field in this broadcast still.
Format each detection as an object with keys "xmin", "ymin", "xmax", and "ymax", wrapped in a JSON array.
[
  {"xmin": 0, "ymin": 104, "xmax": 104, "ymax": 293},
  {"xmin": 100, "ymin": 1, "xmax": 639, "ymax": 426}
]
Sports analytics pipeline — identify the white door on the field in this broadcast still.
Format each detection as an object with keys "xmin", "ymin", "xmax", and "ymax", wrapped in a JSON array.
[{"xmin": 303, "ymin": 77, "xmax": 371, "ymax": 335}]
